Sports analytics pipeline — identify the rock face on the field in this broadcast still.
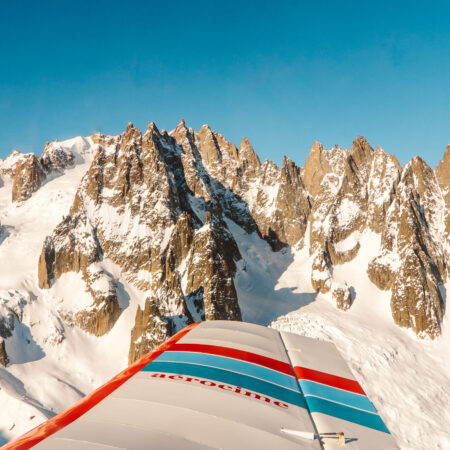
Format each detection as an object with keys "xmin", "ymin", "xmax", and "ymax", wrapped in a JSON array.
[
  {"xmin": 309, "ymin": 138, "xmax": 373, "ymax": 294},
  {"xmin": 366, "ymin": 147, "xmax": 401, "ymax": 233},
  {"xmin": 38, "ymin": 123, "xmax": 242, "ymax": 359},
  {"xmin": 0, "ymin": 291, "xmax": 28, "ymax": 367},
  {"xmin": 0, "ymin": 339, "xmax": 8, "ymax": 366},
  {"xmin": 2, "ymin": 120, "xmax": 444, "ymax": 364},
  {"xmin": 435, "ymin": 145, "xmax": 450, "ymax": 247},
  {"xmin": 368, "ymin": 157, "xmax": 446, "ymax": 337},
  {"xmin": 0, "ymin": 317, "xmax": 12, "ymax": 366},
  {"xmin": 332, "ymin": 283, "xmax": 353, "ymax": 311},
  {"xmin": 40, "ymin": 141, "xmax": 76, "ymax": 173},
  {"xmin": 11, "ymin": 154, "xmax": 46, "ymax": 202},
  {"xmin": 301, "ymin": 137, "xmax": 447, "ymax": 338},
  {"xmin": 171, "ymin": 121, "xmax": 311, "ymax": 250},
  {"xmin": 3, "ymin": 140, "xmax": 77, "ymax": 203},
  {"xmin": 128, "ymin": 298, "xmax": 170, "ymax": 364}
]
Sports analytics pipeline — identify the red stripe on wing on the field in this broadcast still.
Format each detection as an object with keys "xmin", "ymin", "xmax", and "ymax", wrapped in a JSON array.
[
  {"xmin": 169, "ymin": 343, "xmax": 294, "ymax": 376},
  {"xmin": 294, "ymin": 366, "xmax": 366, "ymax": 396}
]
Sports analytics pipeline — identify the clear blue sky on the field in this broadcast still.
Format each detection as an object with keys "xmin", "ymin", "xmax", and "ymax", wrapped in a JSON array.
[{"xmin": 0, "ymin": 0, "xmax": 449, "ymax": 167}]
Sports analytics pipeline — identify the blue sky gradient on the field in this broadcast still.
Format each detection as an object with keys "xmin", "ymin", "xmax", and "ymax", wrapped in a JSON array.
[{"xmin": 1, "ymin": 0, "xmax": 449, "ymax": 167}]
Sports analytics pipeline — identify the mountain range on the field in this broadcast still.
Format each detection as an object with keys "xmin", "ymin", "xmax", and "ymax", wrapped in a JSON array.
[{"xmin": 0, "ymin": 121, "xmax": 449, "ymax": 448}]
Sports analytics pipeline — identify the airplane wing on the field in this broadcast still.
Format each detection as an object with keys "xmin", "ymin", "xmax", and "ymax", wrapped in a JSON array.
[{"xmin": 2, "ymin": 321, "xmax": 398, "ymax": 449}]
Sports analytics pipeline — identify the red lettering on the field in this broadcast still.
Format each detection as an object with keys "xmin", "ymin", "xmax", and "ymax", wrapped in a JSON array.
[
  {"xmin": 274, "ymin": 401, "xmax": 288, "ymax": 409},
  {"xmin": 243, "ymin": 391, "xmax": 271, "ymax": 403},
  {"xmin": 149, "ymin": 374, "xmax": 287, "ymax": 410},
  {"xmin": 183, "ymin": 377, "xmax": 200, "ymax": 383},
  {"xmin": 168, "ymin": 375, "xmax": 184, "ymax": 380}
]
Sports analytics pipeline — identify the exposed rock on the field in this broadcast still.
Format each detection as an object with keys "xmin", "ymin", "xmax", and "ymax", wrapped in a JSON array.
[
  {"xmin": 0, "ymin": 339, "xmax": 8, "ymax": 367},
  {"xmin": 239, "ymin": 137, "xmax": 261, "ymax": 177},
  {"xmin": 367, "ymin": 147, "xmax": 401, "ymax": 233},
  {"xmin": 391, "ymin": 250, "xmax": 443, "ymax": 338},
  {"xmin": 311, "ymin": 250, "xmax": 332, "ymax": 294},
  {"xmin": 38, "ymin": 237, "xmax": 55, "ymax": 289},
  {"xmin": 128, "ymin": 298, "xmax": 170, "ymax": 365},
  {"xmin": 0, "ymin": 313, "xmax": 14, "ymax": 340},
  {"xmin": 367, "ymin": 252, "xmax": 397, "ymax": 290},
  {"xmin": 0, "ymin": 293, "xmax": 23, "ymax": 367},
  {"xmin": 390, "ymin": 159, "xmax": 445, "ymax": 337},
  {"xmin": 309, "ymin": 172, "xmax": 342, "ymax": 257},
  {"xmin": 171, "ymin": 124, "xmax": 313, "ymax": 250},
  {"xmin": 349, "ymin": 136, "xmax": 374, "ymax": 182},
  {"xmin": 12, "ymin": 154, "xmax": 46, "ymax": 202},
  {"xmin": 6, "ymin": 140, "xmax": 78, "ymax": 203},
  {"xmin": 309, "ymin": 137, "xmax": 373, "ymax": 259},
  {"xmin": 268, "ymin": 157, "xmax": 311, "ymax": 247},
  {"xmin": 170, "ymin": 120, "xmax": 212, "ymax": 200},
  {"xmin": 40, "ymin": 141, "xmax": 75, "ymax": 173},
  {"xmin": 38, "ymin": 123, "xmax": 243, "ymax": 346},
  {"xmin": 332, "ymin": 283, "xmax": 353, "ymax": 311},
  {"xmin": 127, "ymin": 210, "xmax": 243, "ymax": 364},
  {"xmin": 307, "ymin": 138, "xmax": 375, "ymax": 307},
  {"xmin": 303, "ymin": 141, "xmax": 332, "ymax": 197},
  {"xmin": 369, "ymin": 157, "xmax": 446, "ymax": 338},
  {"xmin": 328, "ymin": 240, "xmax": 361, "ymax": 266},
  {"xmin": 184, "ymin": 212, "xmax": 242, "ymax": 321},
  {"xmin": 248, "ymin": 160, "xmax": 284, "ymax": 249},
  {"xmin": 435, "ymin": 144, "xmax": 450, "ymax": 243},
  {"xmin": 197, "ymin": 124, "xmax": 223, "ymax": 167},
  {"xmin": 76, "ymin": 266, "xmax": 121, "ymax": 336}
]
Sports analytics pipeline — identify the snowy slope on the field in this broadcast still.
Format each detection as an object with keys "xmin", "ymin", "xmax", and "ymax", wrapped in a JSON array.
[
  {"xmin": 230, "ymin": 223, "xmax": 450, "ymax": 449},
  {"xmin": 0, "ymin": 138, "xmax": 148, "ymax": 444}
]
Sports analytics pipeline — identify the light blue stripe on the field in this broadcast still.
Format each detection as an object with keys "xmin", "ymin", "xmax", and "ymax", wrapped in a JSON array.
[
  {"xmin": 155, "ymin": 351, "xmax": 299, "ymax": 391},
  {"xmin": 306, "ymin": 396, "xmax": 390, "ymax": 434},
  {"xmin": 142, "ymin": 360, "xmax": 307, "ymax": 409},
  {"xmin": 300, "ymin": 380, "xmax": 377, "ymax": 413}
]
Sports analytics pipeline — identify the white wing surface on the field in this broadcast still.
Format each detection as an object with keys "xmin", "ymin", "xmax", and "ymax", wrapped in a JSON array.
[{"xmin": 3, "ymin": 321, "xmax": 397, "ymax": 449}]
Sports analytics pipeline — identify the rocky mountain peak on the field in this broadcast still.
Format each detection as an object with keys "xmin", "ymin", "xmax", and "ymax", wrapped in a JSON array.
[
  {"xmin": 194, "ymin": 125, "xmax": 218, "ymax": 164},
  {"xmin": 303, "ymin": 141, "xmax": 332, "ymax": 197},
  {"xmin": 367, "ymin": 153, "xmax": 446, "ymax": 338},
  {"xmin": 435, "ymin": 145, "xmax": 450, "ymax": 185},
  {"xmin": 435, "ymin": 145, "xmax": 450, "ymax": 241},
  {"xmin": 240, "ymin": 137, "xmax": 251, "ymax": 149},
  {"xmin": 351, "ymin": 135, "xmax": 373, "ymax": 154},
  {"xmin": 366, "ymin": 146, "xmax": 401, "ymax": 233},
  {"xmin": 349, "ymin": 136, "xmax": 374, "ymax": 182},
  {"xmin": 34, "ymin": 122, "xmax": 244, "ymax": 360},
  {"xmin": 239, "ymin": 137, "xmax": 261, "ymax": 173},
  {"xmin": 146, "ymin": 121, "xmax": 160, "ymax": 134},
  {"xmin": 173, "ymin": 118, "xmax": 188, "ymax": 136}
]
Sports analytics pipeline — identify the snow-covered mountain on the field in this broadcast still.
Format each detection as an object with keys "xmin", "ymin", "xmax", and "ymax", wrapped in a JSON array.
[{"xmin": 0, "ymin": 121, "xmax": 449, "ymax": 448}]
